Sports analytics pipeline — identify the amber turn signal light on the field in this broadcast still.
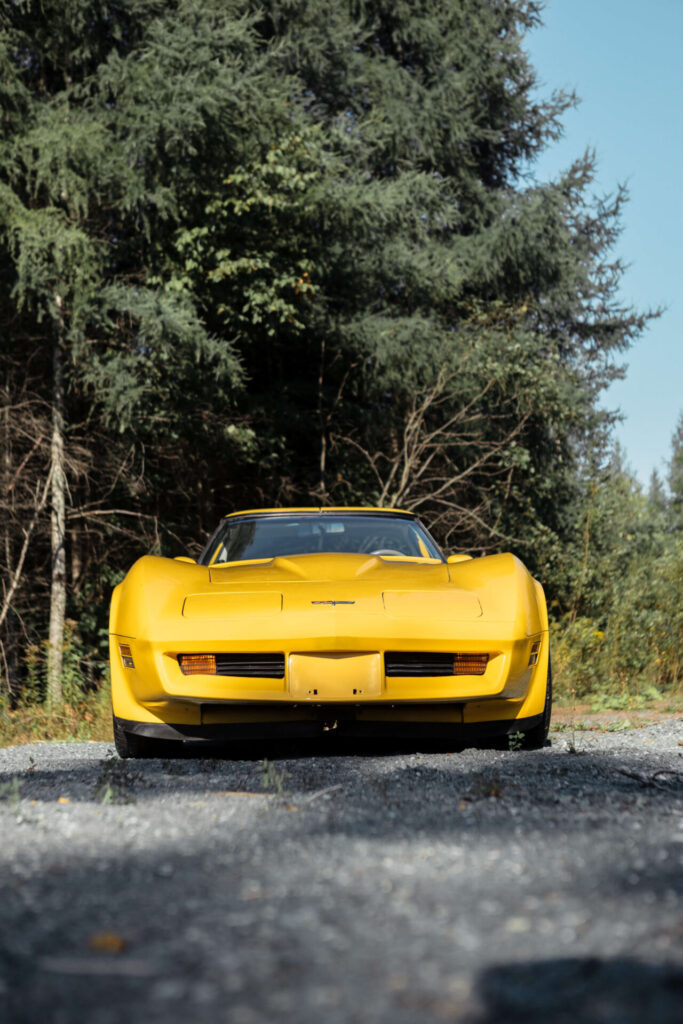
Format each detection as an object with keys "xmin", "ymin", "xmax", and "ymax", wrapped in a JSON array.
[
  {"xmin": 453, "ymin": 653, "xmax": 488, "ymax": 676},
  {"xmin": 179, "ymin": 654, "xmax": 217, "ymax": 675},
  {"xmin": 119, "ymin": 644, "xmax": 134, "ymax": 669}
]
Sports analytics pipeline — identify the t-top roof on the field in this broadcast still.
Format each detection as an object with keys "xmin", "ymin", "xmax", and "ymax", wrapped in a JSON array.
[{"xmin": 223, "ymin": 506, "xmax": 415, "ymax": 519}]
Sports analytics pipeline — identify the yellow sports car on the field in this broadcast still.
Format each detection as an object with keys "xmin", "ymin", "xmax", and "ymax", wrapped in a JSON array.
[{"xmin": 110, "ymin": 507, "xmax": 551, "ymax": 757}]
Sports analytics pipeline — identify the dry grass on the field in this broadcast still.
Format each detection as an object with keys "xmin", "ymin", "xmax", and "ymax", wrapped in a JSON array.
[{"xmin": 0, "ymin": 685, "xmax": 113, "ymax": 747}]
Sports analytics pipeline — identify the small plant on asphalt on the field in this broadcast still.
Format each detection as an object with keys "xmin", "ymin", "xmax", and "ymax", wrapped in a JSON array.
[
  {"xmin": 566, "ymin": 687, "xmax": 582, "ymax": 755},
  {"xmin": 0, "ymin": 776, "xmax": 23, "ymax": 808},
  {"xmin": 508, "ymin": 731, "xmax": 524, "ymax": 751},
  {"xmin": 260, "ymin": 758, "xmax": 289, "ymax": 798},
  {"xmin": 94, "ymin": 753, "xmax": 141, "ymax": 804}
]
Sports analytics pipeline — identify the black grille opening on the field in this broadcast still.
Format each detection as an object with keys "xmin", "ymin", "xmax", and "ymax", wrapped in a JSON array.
[
  {"xmin": 385, "ymin": 652, "xmax": 454, "ymax": 676},
  {"xmin": 216, "ymin": 654, "xmax": 285, "ymax": 678},
  {"xmin": 385, "ymin": 652, "xmax": 488, "ymax": 677}
]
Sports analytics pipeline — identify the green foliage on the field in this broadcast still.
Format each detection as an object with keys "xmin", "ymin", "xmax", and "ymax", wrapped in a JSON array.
[
  {"xmin": 507, "ymin": 731, "xmax": 525, "ymax": 752},
  {"xmin": 589, "ymin": 689, "xmax": 662, "ymax": 712},
  {"xmin": 550, "ymin": 447, "xmax": 683, "ymax": 699},
  {"xmin": 0, "ymin": 776, "xmax": 24, "ymax": 808},
  {"xmin": 94, "ymin": 754, "xmax": 140, "ymax": 804},
  {"xmin": 5, "ymin": 620, "xmax": 106, "ymax": 707},
  {"xmin": 0, "ymin": 1, "xmax": 678, "ymax": 709},
  {"xmin": 260, "ymin": 758, "xmax": 290, "ymax": 797}
]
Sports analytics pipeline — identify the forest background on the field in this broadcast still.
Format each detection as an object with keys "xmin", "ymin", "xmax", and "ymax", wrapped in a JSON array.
[{"xmin": 1, "ymin": 0, "xmax": 681, "ymax": 744}]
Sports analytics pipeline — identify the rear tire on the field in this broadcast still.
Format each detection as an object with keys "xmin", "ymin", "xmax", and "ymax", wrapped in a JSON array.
[
  {"xmin": 521, "ymin": 655, "xmax": 552, "ymax": 750},
  {"xmin": 113, "ymin": 716, "xmax": 173, "ymax": 759}
]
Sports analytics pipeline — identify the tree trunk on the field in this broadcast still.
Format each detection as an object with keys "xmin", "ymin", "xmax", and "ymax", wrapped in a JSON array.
[
  {"xmin": 1, "ymin": 389, "xmax": 11, "ymax": 697},
  {"xmin": 70, "ymin": 506, "xmax": 82, "ymax": 594},
  {"xmin": 46, "ymin": 306, "xmax": 66, "ymax": 708},
  {"xmin": 317, "ymin": 337, "xmax": 327, "ymax": 501}
]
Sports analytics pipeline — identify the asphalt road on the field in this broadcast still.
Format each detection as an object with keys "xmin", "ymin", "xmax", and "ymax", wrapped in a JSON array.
[{"xmin": 1, "ymin": 723, "xmax": 682, "ymax": 1023}]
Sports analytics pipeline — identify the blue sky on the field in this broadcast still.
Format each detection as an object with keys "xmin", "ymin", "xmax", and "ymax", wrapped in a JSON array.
[{"xmin": 524, "ymin": 0, "xmax": 683, "ymax": 486}]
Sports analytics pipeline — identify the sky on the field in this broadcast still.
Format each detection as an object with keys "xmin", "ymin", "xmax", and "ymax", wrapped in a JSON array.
[{"xmin": 524, "ymin": 0, "xmax": 683, "ymax": 487}]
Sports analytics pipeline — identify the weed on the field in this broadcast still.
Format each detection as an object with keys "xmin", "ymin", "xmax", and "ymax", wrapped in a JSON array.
[
  {"xmin": 0, "ymin": 776, "xmax": 23, "ymax": 808},
  {"xmin": 508, "ymin": 731, "xmax": 524, "ymax": 751},
  {"xmin": 260, "ymin": 758, "xmax": 289, "ymax": 798},
  {"xmin": 94, "ymin": 753, "xmax": 142, "ymax": 804},
  {"xmin": 552, "ymin": 721, "xmax": 592, "ymax": 733},
  {"xmin": 590, "ymin": 687, "xmax": 664, "ymax": 712},
  {"xmin": 606, "ymin": 719, "xmax": 634, "ymax": 732},
  {"xmin": 565, "ymin": 688, "xmax": 582, "ymax": 755}
]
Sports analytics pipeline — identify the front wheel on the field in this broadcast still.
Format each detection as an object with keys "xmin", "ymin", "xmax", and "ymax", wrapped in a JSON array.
[{"xmin": 521, "ymin": 655, "xmax": 552, "ymax": 750}]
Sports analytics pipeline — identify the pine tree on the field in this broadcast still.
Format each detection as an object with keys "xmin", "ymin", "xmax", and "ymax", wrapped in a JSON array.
[
  {"xmin": 176, "ymin": 0, "xmax": 650, "ymax": 570},
  {"xmin": 0, "ymin": 1, "xmax": 254, "ymax": 698}
]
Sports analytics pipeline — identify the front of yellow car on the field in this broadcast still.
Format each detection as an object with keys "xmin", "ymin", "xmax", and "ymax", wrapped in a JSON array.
[{"xmin": 110, "ymin": 508, "xmax": 550, "ymax": 756}]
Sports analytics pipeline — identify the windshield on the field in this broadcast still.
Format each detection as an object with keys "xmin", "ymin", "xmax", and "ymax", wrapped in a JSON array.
[{"xmin": 202, "ymin": 514, "xmax": 443, "ymax": 564}]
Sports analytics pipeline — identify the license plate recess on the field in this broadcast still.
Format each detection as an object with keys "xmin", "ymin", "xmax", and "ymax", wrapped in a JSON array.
[{"xmin": 288, "ymin": 652, "xmax": 382, "ymax": 700}]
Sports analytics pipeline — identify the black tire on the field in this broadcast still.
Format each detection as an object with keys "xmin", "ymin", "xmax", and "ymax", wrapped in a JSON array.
[
  {"xmin": 113, "ymin": 716, "xmax": 173, "ymax": 759},
  {"xmin": 521, "ymin": 654, "xmax": 552, "ymax": 750}
]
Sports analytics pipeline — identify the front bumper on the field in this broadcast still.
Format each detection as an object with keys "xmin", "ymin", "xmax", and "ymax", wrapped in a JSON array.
[
  {"xmin": 113, "ymin": 706, "xmax": 546, "ymax": 744},
  {"xmin": 110, "ymin": 627, "xmax": 550, "ymax": 733}
]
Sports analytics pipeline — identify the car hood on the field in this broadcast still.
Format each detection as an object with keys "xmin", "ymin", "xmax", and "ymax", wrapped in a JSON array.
[
  {"xmin": 208, "ymin": 552, "xmax": 450, "ymax": 586},
  {"xmin": 111, "ymin": 551, "xmax": 543, "ymax": 640}
]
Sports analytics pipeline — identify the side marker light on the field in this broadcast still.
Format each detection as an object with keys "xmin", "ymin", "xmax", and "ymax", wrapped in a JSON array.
[{"xmin": 119, "ymin": 644, "xmax": 135, "ymax": 669}]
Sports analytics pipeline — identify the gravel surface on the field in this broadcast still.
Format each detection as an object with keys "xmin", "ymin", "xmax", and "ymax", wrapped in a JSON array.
[{"xmin": 1, "ymin": 723, "xmax": 682, "ymax": 1023}]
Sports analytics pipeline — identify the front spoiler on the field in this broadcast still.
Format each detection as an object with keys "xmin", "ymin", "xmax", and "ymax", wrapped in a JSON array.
[{"xmin": 114, "ymin": 709, "xmax": 545, "ymax": 744}]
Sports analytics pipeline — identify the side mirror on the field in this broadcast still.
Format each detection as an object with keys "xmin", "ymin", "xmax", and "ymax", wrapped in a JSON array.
[
  {"xmin": 447, "ymin": 553, "xmax": 472, "ymax": 564},
  {"xmin": 174, "ymin": 556, "xmax": 197, "ymax": 564}
]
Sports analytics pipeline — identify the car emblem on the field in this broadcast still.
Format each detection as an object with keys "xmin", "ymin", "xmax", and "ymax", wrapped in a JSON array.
[{"xmin": 311, "ymin": 600, "xmax": 356, "ymax": 606}]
